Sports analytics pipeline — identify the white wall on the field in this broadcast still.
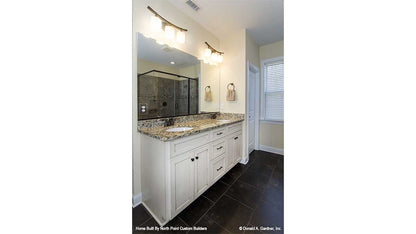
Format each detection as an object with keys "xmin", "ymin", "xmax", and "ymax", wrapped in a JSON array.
[
  {"xmin": 259, "ymin": 40, "xmax": 284, "ymax": 151},
  {"xmin": 246, "ymin": 32, "xmax": 260, "ymax": 69},
  {"xmin": 133, "ymin": 0, "xmax": 220, "ymax": 199},
  {"xmin": 245, "ymin": 31, "xmax": 260, "ymax": 156}
]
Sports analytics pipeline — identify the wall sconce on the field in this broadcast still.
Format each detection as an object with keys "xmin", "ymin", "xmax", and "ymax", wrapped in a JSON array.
[
  {"xmin": 204, "ymin": 42, "xmax": 224, "ymax": 65},
  {"xmin": 147, "ymin": 6, "xmax": 187, "ymax": 44}
]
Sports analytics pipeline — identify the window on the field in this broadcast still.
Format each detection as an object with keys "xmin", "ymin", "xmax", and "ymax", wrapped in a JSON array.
[{"xmin": 262, "ymin": 57, "xmax": 284, "ymax": 122}]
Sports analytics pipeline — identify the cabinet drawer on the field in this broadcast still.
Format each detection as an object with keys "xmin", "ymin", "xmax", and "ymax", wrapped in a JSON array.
[
  {"xmin": 211, "ymin": 127, "xmax": 227, "ymax": 141},
  {"xmin": 211, "ymin": 139, "xmax": 226, "ymax": 160},
  {"xmin": 210, "ymin": 156, "xmax": 226, "ymax": 183},
  {"xmin": 170, "ymin": 133, "xmax": 210, "ymax": 156},
  {"xmin": 227, "ymin": 122, "xmax": 242, "ymax": 134}
]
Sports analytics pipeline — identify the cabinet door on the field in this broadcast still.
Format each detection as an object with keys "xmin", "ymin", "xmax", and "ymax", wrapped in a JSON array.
[
  {"xmin": 194, "ymin": 145, "xmax": 210, "ymax": 197},
  {"xmin": 171, "ymin": 152, "xmax": 194, "ymax": 216},
  {"xmin": 226, "ymin": 136, "xmax": 235, "ymax": 170},
  {"xmin": 234, "ymin": 132, "xmax": 243, "ymax": 163}
]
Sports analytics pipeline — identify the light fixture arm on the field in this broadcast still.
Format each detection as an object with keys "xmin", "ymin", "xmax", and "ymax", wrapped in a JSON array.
[
  {"xmin": 205, "ymin": 42, "xmax": 224, "ymax": 55},
  {"xmin": 147, "ymin": 6, "xmax": 188, "ymax": 32}
]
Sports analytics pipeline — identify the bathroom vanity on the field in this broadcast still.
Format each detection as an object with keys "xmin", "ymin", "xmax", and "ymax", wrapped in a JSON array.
[{"xmin": 138, "ymin": 116, "xmax": 243, "ymax": 226}]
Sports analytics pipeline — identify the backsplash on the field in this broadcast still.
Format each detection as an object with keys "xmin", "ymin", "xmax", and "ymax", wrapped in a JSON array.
[
  {"xmin": 137, "ymin": 112, "xmax": 245, "ymax": 130},
  {"xmin": 137, "ymin": 113, "xmax": 215, "ymax": 129},
  {"xmin": 217, "ymin": 112, "xmax": 245, "ymax": 119}
]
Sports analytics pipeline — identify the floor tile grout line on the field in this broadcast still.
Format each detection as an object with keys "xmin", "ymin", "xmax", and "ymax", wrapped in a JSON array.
[
  {"xmin": 223, "ymin": 193, "xmax": 254, "ymax": 212},
  {"xmin": 201, "ymin": 194, "xmax": 215, "ymax": 204},
  {"xmin": 190, "ymin": 163, "xmax": 249, "ymax": 233},
  {"xmin": 138, "ymin": 216, "xmax": 152, "ymax": 227},
  {"xmin": 177, "ymin": 216, "xmax": 189, "ymax": 227},
  {"xmin": 135, "ymin": 152, "xmax": 278, "ymax": 232}
]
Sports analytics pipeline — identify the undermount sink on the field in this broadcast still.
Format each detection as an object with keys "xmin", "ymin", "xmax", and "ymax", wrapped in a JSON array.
[
  {"xmin": 166, "ymin": 127, "xmax": 194, "ymax": 132},
  {"xmin": 216, "ymin": 119, "xmax": 231, "ymax": 123}
]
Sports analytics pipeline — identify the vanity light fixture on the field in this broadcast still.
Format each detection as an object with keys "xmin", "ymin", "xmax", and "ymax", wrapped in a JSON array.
[
  {"xmin": 147, "ymin": 6, "xmax": 188, "ymax": 44},
  {"xmin": 204, "ymin": 42, "xmax": 224, "ymax": 65}
]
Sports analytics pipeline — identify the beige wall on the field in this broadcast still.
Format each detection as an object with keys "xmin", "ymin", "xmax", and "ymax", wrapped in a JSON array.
[
  {"xmin": 178, "ymin": 64, "xmax": 200, "ymax": 79},
  {"xmin": 133, "ymin": 0, "xmax": 220, "ymax": 199},
  {"xmin": 138, "ymin": 59, "xmax": 178, "ymax": 77},
  {"xmin": 218, "ymin": 29, "xmax": 248, "ymax": 162},
  {"xmin": 260, "ymin": 123, "xmax": 284, "ymax": 149},
  {"xmin": 219, "ymin": 29, "xmax": 246, "ymax": 114},
  {"xmin": 200, "ymin": 63, "xmax": 220, "ymax": 112},
  {"xmin": 259, "ymin": 41, "xmax": 284, "ymax": 61},
  {"xmin": 259, "ymin": 40, "xmax": 284, "ymax": 151}
]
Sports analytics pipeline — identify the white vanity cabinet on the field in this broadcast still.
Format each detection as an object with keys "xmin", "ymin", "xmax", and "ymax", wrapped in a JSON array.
[{"xmin": 140, "ymin": 122, "xmax": 243, "ymax": 226}]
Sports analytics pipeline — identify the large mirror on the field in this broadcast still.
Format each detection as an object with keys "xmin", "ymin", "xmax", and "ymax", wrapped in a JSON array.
[{"xmin": 137, "ymin": 33, "xmax": 219, "ymax": 120}]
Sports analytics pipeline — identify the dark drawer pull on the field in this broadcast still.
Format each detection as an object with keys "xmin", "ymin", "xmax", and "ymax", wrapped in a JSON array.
[
  {"xmin": 216, "ymin": 146, "xmax": 223, "ymax": 150},
  {"xmin": 216, "ymin": 166, "xmax": 223, "ymax": 171},
  {"xmin": 216, "ymin": 132, "xmax": 223, "ymax": 136},
  {"xmin": 234, "ymin": 137, "xmax": 238, "ymax": 140},
  {"xmin": 191, "ymin": 158, "xmax": 194, "ymax": 162},
  {"xmin": 195, "ymin": 156, "xmax": 199, "ymax": 160}
]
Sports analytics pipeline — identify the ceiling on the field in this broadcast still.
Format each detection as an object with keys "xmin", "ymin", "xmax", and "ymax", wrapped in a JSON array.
[
  {"xmin": 167, "ymin": 0, "xmax": 284, "ymax": 46},
  {"xmin": 137, "ymin": 33, "xmax": 199, "ymax": 68}
]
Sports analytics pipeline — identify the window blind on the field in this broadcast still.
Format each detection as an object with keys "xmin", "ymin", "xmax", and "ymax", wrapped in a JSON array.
[{"xmin": 264, "ymin": 60, "xmax": 284, "ymax": 121}]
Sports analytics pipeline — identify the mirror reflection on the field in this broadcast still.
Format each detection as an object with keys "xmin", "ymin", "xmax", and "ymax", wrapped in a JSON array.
[{"xmin": 137, "ymin": 33, "xmax": 202, "ymax": 120}]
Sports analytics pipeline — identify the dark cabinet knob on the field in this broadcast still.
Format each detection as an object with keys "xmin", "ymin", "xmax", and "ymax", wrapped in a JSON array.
[
  {"xmin": 196, "ymin": 156, "xmax": 199, "ymax": 160},
  {"xmin": 191, "ymin": 158, "xmax": 194, "ymax": 161},
  {"xmin": 234, "ymin": 137, "xmax": 238, "ymax": 140}
]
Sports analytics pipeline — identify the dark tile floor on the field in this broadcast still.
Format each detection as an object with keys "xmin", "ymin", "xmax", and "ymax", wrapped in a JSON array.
[{"xmin": 133, "ymin": 150, "xmax": 283, "ymax": 233}]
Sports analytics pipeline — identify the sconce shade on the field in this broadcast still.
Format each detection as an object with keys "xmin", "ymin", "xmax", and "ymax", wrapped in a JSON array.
[
  {"xmin": 176, "ymin": 30, "xmax": 185, "ymax": 44},
  {"xmin": 218, "ymin": 54, "xmax": 223, "ymax": 63},
  {"xmin": 204, "ymin": 48, "xmax": 212, "ymax": 57},
  {"xmin": 165, "ymin": 26, "xmax": 175, "ymax": 40},
  {"xmin": 150, "ymin": 15, "xmax": 162, "ymax": 32},
  {"xmin": 210, "ymin": 53, "xmax": 218, "ymax": 62}
]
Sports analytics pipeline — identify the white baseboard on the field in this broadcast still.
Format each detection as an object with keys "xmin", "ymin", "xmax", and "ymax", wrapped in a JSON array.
[
  {"xmin": 239, "ymin": 157, "xmax": 249, "ymax": 164},
  {"xmin": 259, "ymin": 145, "xmax": 284, "ymax": 155},
  {"xmin": 132, "ymin": 193, "xmax": 142, "ymax": 208}
]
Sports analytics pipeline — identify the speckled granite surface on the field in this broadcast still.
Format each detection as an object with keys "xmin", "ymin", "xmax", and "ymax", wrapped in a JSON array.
[
  {"xmin": 137, "ymin": 113, "xmax": 214, "ymax": 129},
  {"xmin": 138, "ymin": 116, "xmax": 244, "ymax": 141}
]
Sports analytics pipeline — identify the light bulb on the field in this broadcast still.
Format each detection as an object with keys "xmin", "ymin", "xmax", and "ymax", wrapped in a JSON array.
[
  {"xmin": 176, "ymin": 30, "xmax": 185, "ymax": 44},
  {"xmin": 211, "ymin": 53, "xmax": 218, "ymax": 62},
  {"xmin": 218, "ymin": 54, "xmax": 223, "ymax": 63},
  {"xmin": 204, "ymin": 48, "xmax": 212, "ymax": 58},
  {"xmin": 150, "ymin": 15, "xmax": 162, "ymax": 32},
  {"xmin": 165, "ymin": 26, "xmax": 175, "ymax": 40}
]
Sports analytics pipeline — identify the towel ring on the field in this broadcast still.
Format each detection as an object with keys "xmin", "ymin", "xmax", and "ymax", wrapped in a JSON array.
[
  {"xmin": 227, "ymin": 83, "xmax": 235, "ymax": 90},
  {"xmin": 205, "ymin": 86, "xmax": 211, "ymax": 92}
]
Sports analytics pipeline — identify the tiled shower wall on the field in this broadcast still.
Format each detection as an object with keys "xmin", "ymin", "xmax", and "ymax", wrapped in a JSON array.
[{"xmin": 138, "ymin": 75, "xmax": 198, "ymax": 120}]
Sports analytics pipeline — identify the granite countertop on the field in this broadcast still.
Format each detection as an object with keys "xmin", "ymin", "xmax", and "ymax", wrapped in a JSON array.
[{"xmin": 138, "ymin": 118, "xmax": 244, "ymax": 141}]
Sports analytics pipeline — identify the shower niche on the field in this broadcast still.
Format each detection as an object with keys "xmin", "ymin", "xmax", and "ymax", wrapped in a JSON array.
[{"xmin": 137, "ymin": 32, "xmax": 219, "ymax": 120}]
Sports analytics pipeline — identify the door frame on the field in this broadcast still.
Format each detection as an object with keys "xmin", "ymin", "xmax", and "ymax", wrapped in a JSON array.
[{"xmin": 246, "ymin": 61, "xmax": 260, "ymax": 153}]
